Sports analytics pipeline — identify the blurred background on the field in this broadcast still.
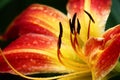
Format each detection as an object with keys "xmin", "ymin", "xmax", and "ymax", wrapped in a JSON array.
[{"xmin": 0, "ymin": 0, "xmax": 120, "ymax": 80}]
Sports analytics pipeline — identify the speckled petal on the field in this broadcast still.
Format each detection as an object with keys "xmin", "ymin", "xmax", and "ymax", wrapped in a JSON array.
[
  {"xmin": 67, "ymin": 0, "xmax": 111, "ymax": 42},
  {"xmin": 84, "ymin": 37, "xmax": 104, "ymax": 58},
  {"xmin": 84, "ymin": 32, "xmax": 120, "ymax": 80},
  {"xmin": 0, "ymin": 33, "xmax": 68, "ymax": 74},
  {"xmin": 93, "ymin": 34, "xmax": 120, "ymax": 80},
  {"xmin": 2, "ymin": 4, "xmax": 69, "ymax": 41}
]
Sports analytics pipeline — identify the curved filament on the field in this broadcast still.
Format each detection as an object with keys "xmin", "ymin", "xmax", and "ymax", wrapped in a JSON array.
[
  {"xmin": 84, "ymin": 10, "xmax": 95, "ymax": 40},
  {"xmin": 0, "ymin": 49, "xmax": 90, "ymax": 80},
  {"xmin": 70, "ymin": 33, "xmax": 87, "ymax": 63},
  {"xmin": 57, "ymin": 48, "xmax": 89, "ymax": 71}
]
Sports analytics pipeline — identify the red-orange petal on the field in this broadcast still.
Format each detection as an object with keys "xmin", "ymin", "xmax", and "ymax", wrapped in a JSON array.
[
  {"xmin": 67, "ymin": 0, "xmax": 111, "ymax": 20},
  {"xmin": 103, "ymin": 25, "xmax": 120, "ymax": 42},
  {"xmin": 67, "ymin": 0, "xmax": 111, "ymax": 42},
  {"xmin": 2, "ymin": 4, "xmax": 68, "ymax": 41},
  {"xmin": 93, "ymin": 34, "xmax": 120, "ymax": 79},
  {"xmin": 91, "ymin": 0, "xmax": 111, "ymax": 15},
  {"xmin": 84, "ymin": 37, "xmax": 104, "ymax": 57},
  {"xmin": 66, "ymin": 0, "xmax": 84, "ymax": 17},
  {"xmin": 0, "ymin": 33, "xmax": 68, "ymax": 74},
  {"xmin": 3, "ymin": 33, "xmax": 57, "ymax": 51}
]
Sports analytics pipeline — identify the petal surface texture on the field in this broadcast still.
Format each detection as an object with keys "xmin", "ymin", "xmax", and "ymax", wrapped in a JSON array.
[
  {"xmin": 85, "ymin": 35, "xmax": 120, "ymax": 80},
  {"xmin": 0, "ymin": 33, "xmax": 69, "ymax": 74},
  {"xmin": 67, "ymin": 0, "xmax": 111, "ymax": 42},
  {"xmin": 2, "ymin": 4, "xmax": 69, "ymax": 41}
]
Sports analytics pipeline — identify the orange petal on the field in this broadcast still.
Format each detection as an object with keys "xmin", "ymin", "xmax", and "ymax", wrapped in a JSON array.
[
  {"xmin": 3, "ymin": 33, "xmax": 57, "ymax": 51},
  {"xmin": 67, "ymin": 0, "xmax": 111, "ymax": 42},
  {"xmin": 84, "ymin": 37, "xmax": 104, "ymax": 57},
  {"xmin": 93, "ymin": 34, "xmax": 120, "ymax": 80},
  {"xmin": 84, "ymin": 33, "xmax": 120, "ymax": 79},
  {"xmin": 0, "ymin": 33, "xmax": 68, "ymax": 74},
  {"xmin": 67, "ymin": 0, "xmax": 111, "ymax": 24},
  {"xmin": 2, "ymin": 4, "xmax": 68, "ymax": 41},
  {"xmin": 67, "ymin": 0, "xmax": 84, "ymax": 17}
]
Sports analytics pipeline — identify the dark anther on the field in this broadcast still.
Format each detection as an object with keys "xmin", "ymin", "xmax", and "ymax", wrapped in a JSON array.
[
  {"xmin": 69, "ymin": 19, "xmax": 73, "ymax": 34},
  {"xmin": 84, "ymin": 10, "xmax": 95, "ymax": 23},
  {"xmin": 72, "ymin": 13, "xmax": 77, "ymax": 26},
  {"xmin": 58, "ymin": 35, "xmax": 62, "ymax": 49},
  {"xmin": 58, "ymin": 22, "xmax": 63, "ymax": 49},
  {"xmin": 59, "ymin": 22, "xmax": 63, "ymax": 37},
  {"xmin": 77, "ymin": 18, "xmax": 81, "ymax": 34},
  {"xmin": 71, "ymin": 13, "xmax": 77, "ymax": 31},
  {"xmin": 69, "ymin": 13, "xmax": 77, "ymax": 34}
]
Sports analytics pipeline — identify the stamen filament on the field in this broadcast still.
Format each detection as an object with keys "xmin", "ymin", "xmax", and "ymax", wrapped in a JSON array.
[
  {"xmin": 57, "ymin": 21, "xmax": 88, "ymax": 71},
  {"xmin": 68, "ymin": 13, "xmax": 88, "ymax": 63},
  {"xmin": 84, "ymin": 10, "xmax": 95, "ymax": 40},
  {"xmin": 57, "ymin": 48, "xmax": 89, "ymax": 71},
  {"xmin": 87, "ymin": 20, "xmax": 91, "ymax": 39},
  {"xmin": 70, "ymin": 33, "xmax": 87, "ymax": 63}
]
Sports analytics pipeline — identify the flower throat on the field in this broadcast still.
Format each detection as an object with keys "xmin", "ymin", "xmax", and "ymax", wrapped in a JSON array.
[{"xmin": 57, "ymin": 10, "xmax": 95, "ymax": 66}]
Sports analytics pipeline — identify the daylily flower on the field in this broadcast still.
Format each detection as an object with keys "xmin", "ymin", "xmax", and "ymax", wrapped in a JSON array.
[{"xmin": 0, "ymin": 0, "xmax": 120, "ymax": 80}]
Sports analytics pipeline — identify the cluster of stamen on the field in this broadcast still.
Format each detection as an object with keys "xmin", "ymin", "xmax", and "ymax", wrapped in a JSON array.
[{"xmin": 57, "ymin": 10, "xmax": 95, "ymax": 69}]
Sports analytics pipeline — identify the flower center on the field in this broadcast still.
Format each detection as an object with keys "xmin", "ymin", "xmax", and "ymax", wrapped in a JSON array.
[{"xmin": 57, "ymin": 11, "xmax": 95, "ymax": 70}]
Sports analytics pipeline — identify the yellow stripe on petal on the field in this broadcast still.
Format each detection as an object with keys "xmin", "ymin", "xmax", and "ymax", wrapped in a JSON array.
[
  {"xmin": 92, "ymin": 34, "xmax": 120, "ymax": 80},
  {"xmin": 2, "ymin": 4, "xmax": 69, "ymax": 41},
  {"xmin": 67, "ymin": 0, "xmax": 111, "ymax": 43},
  {"xmin": 0, "ymin": 33, "xmax": 71, "ymax": 74}
]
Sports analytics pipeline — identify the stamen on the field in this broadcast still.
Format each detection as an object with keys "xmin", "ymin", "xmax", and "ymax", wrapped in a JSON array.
[
  {"xmin": 87, "ymin": 20, "xmax": 91, "ymax": 39},
  {"xmin": 71, "ymin": 13, "xmax": 77, "ymax": 30},
  {"xmin": 69, "ymin": 13, "xmax": 77, "ymax": 34},
  {"xmin": 84, "ymin": 10, "xmax": 95, "ymax": 39},
  {"xmin": 84, "ymin": 10, "xmax": 95, "ymax": 23},
  {"xmin": 59, "ymin": 22, "xmax": 63, "ymax": 38},
  {"xmin": 69, "ymin": 19, "xmax": 74, "ymax": 34},
  {"xmin": 69, "ymin": 13, "xmax": 88, "ymax": 64},
  {"xmin": 57, "ymin": 22, "xmax": 63, "ymax": 64},
  {"xmin": 77, "ymin": 18, "xmax": 81, "ymax": 34},
  {"xmin": 57, "ymin": 22, "xmax": 63, "ymax": 49}
]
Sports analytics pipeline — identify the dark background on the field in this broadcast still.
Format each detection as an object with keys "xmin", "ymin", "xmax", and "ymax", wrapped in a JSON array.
[{"xmin": 0, "ymin": 0, "xmax": 120, "ymax": 80}]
